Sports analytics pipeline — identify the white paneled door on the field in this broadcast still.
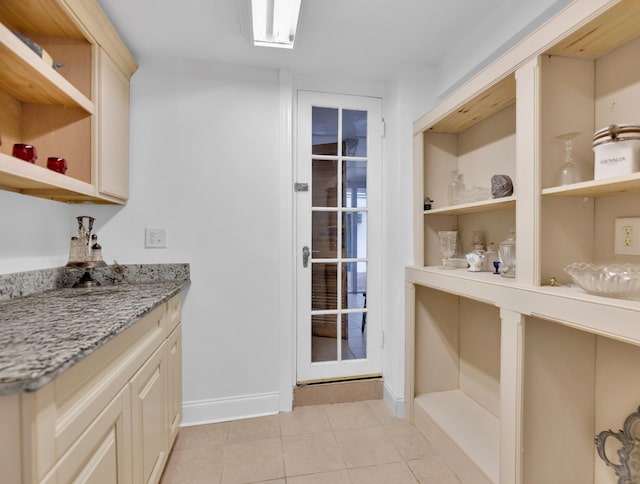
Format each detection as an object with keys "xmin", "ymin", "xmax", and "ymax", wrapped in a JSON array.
[{"xmin": 296, "ymin": 91, "xmax": 382, "ymax": 383}]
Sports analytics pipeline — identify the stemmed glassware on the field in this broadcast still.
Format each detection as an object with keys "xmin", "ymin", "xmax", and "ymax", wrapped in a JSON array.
[
  {"xmin": 438, "ymin": 231, "xmax": 458, "ymax": 269},
  {"xmin": 556, "ymin": 132, "xmax": 581, "ymax": 185}
]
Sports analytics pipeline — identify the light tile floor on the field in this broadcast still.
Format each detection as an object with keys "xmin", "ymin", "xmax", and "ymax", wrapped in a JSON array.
[{"xmin": 161, "ymin": 400, "xmax": 461, "ymax": 484}]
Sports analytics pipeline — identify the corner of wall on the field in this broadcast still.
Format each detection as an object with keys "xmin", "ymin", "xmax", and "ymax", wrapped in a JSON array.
[{"xmin": 384, "ymin": 380, "xmax": 406, "ymax": 419}]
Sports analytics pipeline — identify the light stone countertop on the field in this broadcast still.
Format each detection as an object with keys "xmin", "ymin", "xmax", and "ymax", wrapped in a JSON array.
[{"xmin": 0, "ymin": 281, "xmax": 189, "ymax": 395}]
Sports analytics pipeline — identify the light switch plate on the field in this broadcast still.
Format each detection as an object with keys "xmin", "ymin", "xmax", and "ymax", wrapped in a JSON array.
[
  {"xmin": 145, "ymin": 228, "xmax": 167, "ymax": 248},
  {"xmin": 614, "ymin": 217, "xmax": 640, "ymax": 255}
]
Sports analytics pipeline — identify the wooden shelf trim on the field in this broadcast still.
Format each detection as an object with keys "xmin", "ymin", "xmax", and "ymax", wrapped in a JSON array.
[
  {"xmin": 0, "ymin": 23, "xmax": 93, "ymax": 111},
  {"xmin": 0, "ymin": 0, "xmax": 85, "ymax": 40},
  {"xmin": 426, "ymin": 75, "xmax": 516, "ymax": 135},
  {"xmin": 0, "ymin": 153, "xmax": 113, "ymax": 202},
  {"xmin": 424, "ymin": 195, "xmax": 515, "ymax": 215},
  {"xmin": 405, "ymin": 266, "xmax": 640, "ymax": 345},
  {"xmin": 546, "ymin": 0, "xmax": 640, "ymax": 59},
  {"xmin": 414, "ymin": 391, "xmax": 499, "ymax": 484},
  {"xmin": 541, "ymin": 172, "xmax": 640, "ymax": 198},
  {"xmin": 61, "ymin": 0, "xmax": 138, "ymax": 77}
]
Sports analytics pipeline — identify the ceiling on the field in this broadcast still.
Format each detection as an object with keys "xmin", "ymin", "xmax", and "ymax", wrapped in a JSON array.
[{"xmin": 97, "ymin": 0, "xmax": 510, "ymax": 83}]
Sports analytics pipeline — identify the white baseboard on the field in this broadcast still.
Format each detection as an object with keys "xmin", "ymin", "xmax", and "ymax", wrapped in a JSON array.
[
  {"xmin": 383, "ymin": 381, "xmax": 406, "ymax": 419},
  {"xmin": 181, "ymin": 391, "xmax": 280, "ymax": 426}
]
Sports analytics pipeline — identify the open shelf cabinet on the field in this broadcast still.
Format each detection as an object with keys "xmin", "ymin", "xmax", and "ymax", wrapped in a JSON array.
[
  {"xmin": 0, "ymin": 0, "xmax": 137, "ymax": 204},
  {"xmin": 407, "ymin": 1, "xmax": 640, "ymax": 483},
  {"xmin": 410, "ymin": 285, "xmax": 501, "ymax": 484},
  {"xmin": 523, "ymin": 316, "xmax": 640, "ymax": 483}
]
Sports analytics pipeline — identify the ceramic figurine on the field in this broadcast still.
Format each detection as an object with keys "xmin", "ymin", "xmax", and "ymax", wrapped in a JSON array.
[
  {"xmin": 491, "ymin": 174, "xmax": 513, "ymax": 198},
  {"xmin": 466, "ymin": 251, "xmax": 485, "ymax": 272}
]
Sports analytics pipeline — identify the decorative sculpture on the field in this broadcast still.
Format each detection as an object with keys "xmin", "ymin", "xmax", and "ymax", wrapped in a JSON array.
[
  {"xmin": 595, "ymin": 406, "xmax": 640, "ymax": 483},
  {"xmin": 491, "ymin": 174, "xmax": 514, "ymax": 198}
]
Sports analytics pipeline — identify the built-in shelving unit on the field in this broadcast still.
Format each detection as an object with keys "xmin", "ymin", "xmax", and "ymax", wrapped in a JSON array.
[
  {"xmin": 407, "ymin": 1, "xmax": 640, "ymax": 483},
  {"xmin": 0, "ymin": 0, "xmax": 137, "ymax": 204}
]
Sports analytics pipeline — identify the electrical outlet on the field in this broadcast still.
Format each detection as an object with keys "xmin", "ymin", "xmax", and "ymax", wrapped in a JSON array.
[
  {"xmin": 614, "ymin": 217, "xmax": 640, "ymax": 255},
  {"xmin": 145, "ymin": 228, "xmax": 167, "ymax": 248}
]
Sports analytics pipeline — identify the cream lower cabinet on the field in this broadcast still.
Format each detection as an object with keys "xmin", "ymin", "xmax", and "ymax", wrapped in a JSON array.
[
  {"xmin": 166, "ymin": 325, "xmax": 183, "ymax": 448},
  {"xmin": 408, "ymin": 1, "xmax": 640, "ymax": 483},
  {"xmin": 0, "ymin": 293, "xmax": 183, "ymax": 484},
  {"xmin": 131, "ymin": 344, "xmax": 168, "ymax": 484},
  {"xmin": 43, "ymin": 385, "xmax": 132, "ymax": 484}
]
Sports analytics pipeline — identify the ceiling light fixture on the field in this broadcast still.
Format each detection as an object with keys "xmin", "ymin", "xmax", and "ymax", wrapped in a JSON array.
[{"xmin": 251, "ymin": 0, "xmax": 302, "ymax": 49}]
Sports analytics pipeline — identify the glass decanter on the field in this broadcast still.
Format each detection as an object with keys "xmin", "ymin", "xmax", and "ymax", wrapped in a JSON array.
[
  {"xmin": 447, "ymin": 170, "xmax": 464, "ymax": 206},
  {"xmin": 499, "ymin": 231, "xmax": 516, "ymax": 278},
  {"xmin": 556, "ymin": 132, "xmax": 582, "ymax": 186},
  {"xmin": 438, "ymin": 231, "xmax": 458, "ymax": 269}
]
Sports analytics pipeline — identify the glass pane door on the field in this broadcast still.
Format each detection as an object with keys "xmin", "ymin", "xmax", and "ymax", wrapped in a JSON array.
[
  {"xmin": 296, "ymin": 91, "xmax": 382, "ymax": 383},
  {"xmin": 310, "ymin": 106, "xmax": 368, "ymax": 363}
]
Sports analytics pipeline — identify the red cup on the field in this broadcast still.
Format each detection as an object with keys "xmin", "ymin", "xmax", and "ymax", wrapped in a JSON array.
[
  {"xmin": 47, "ymin": 157, "xmax": 68, "ymax": 174},
  {"xmin": 13, "ymin": 144, "xmax": 37, "ymax": 163}
]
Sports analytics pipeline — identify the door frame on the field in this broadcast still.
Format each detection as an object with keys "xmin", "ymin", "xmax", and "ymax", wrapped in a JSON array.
[
  {"xmin": 278, "ymin": 72, "xmax": 386, "ymax": 409},
  {"xmin": 294, "ymin": 89, "xmax": 383, "ymax": 384},
  {"xmin": 278, "ymin": 70, "xmax": 295, "ymax": 411}
]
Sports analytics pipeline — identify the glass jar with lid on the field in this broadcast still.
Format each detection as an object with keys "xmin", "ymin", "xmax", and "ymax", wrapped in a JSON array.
[{"xmin": 499, "ymin": 231, "xmax": 516, "ymax": 278}]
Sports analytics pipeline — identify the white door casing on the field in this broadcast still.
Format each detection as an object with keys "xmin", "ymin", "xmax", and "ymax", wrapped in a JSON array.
[{"xmin": 296, "ymin": 90, "xmax": 383, "ymax": 383}]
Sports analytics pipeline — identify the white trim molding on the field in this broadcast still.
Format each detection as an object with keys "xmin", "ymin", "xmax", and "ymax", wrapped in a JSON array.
[
  {"xmin": 278, "ymin": 68, "xmax": 295, "ymax": 412},
  {"xmin": 384, "ymin": 380, "xmax": 406, "ymax": 419},
  {"xmin": 181, "ymin": 392, "xmax": 281, "ymax": 426}
]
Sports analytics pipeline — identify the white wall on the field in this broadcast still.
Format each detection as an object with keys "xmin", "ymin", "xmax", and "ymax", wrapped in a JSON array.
[
  {"xmin": 382, "ymin": 64, "xmax": 438, "ymax": 415},
  {"xmin": 90, "ymin": 58, "xmax": 284, "ymax": 422},
  {"xmin": 435, "ymin": 0, "xmax": 572, "ymax": 98},
  {"xmin": 0, "ymin": 190, "xmax": 71, "ymax": 274}
]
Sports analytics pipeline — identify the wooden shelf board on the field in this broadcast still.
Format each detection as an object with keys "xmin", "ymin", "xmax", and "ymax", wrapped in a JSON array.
[
  {"xmin": 0, "ymin": 153, "xmax": 111, "ymax": 203},
  {"xmin": 424, "ymin": 75, "xmax": 516, "ymax": 134},
  {"xmin": 0, "ymin": 24, "xmax": 93, "ymax": 111},
  {"xmin": 414, "ymin": 390, "xmax": 499, "ymax": 483},
  {"xmin": 546, "ymin": 0, "xmax": 640, "ymax": 59},
  {"xmin": 541, "ymin": 173, "xmax": 640, "ymax": 198},
  {"xmin": 406, "ymin": 266, "xmax": 640, "ymax": 345},
  {"xmin": 425, "ymin": 195, "xmax": 515, "ymax": 215},
  {"xmin": 0, "ymin": 1, "xmax": 85, "ymax": 40}
]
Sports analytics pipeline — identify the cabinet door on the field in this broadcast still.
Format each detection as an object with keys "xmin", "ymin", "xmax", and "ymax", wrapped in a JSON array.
[
  {"xmin": 96, "ymin": 48, "xmax": 130, "ymax": 201},
  {"xmin": 166, "ymin": 325, "xmax": 182, "ymax": 448},
  {"xmin": 44, "ymin": 386, "xmax": 132, "ymax": 484},
  {"xmin": 130, "ymin": 345, "xmax": 167, "ymax": 484}
]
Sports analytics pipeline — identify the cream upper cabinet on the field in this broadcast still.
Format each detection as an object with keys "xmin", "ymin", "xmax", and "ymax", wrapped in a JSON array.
[
  {"xmin": 96, "ymin": 48, "xmax": 130, "ymax": 201},
  {"xmin": 0, "ymin": 0, "xmax": 137, "ymax": 204},
  {"xmin": 407, "ymin": 1, "xmax": 640, "ymax": 483}
]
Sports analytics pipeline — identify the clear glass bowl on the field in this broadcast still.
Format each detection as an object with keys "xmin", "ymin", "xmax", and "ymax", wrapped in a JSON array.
[{"xmin": 564, "ymin": 263, "xmax": 640, "ymax": 300}]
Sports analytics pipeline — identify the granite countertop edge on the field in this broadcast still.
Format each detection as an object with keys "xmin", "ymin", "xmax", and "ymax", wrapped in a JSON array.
[{"xmin": 0, "ymin": 263, "xmax": 190, "ymax": 396}]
